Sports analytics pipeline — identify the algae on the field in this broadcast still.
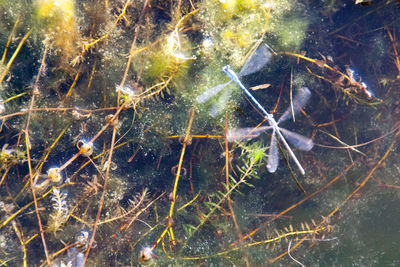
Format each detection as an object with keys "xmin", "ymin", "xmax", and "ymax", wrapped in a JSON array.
[{"xmin": 0, "ymin": 0, "xmax": 399, "ymax": 266}]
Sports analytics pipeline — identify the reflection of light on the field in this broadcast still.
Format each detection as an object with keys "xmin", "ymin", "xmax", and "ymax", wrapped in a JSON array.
[
  {"xmin": 165, "ymin": 32, "xmax": 196, "ymax": 61},
  {"xmin": 202, "ymin": 38, "xmax": 213, "ymax": 49},
  {"xmin": 47, "ymin": 167, "xmax": 63, "ymax": 183},
  {"xmin": 0, "ymin": 102, "xmax": 5, "ymax": 114},
  {"xmin": 172, "ymin": 51, "xmax": 197, "ymax": 61},
  {"xmin": 116, "ymin": 85, "xmax": 136, "ymax": 97},
  {"xmin": 263, "ymin": 2, "xmax": 273, "ymax": 9},
  {"xmin": 263, "ymin": 1, "xmax": 280, "ymax": 10},
  {"xmin": 361, "ymin": 82, "xmax": 374, "ymax": 99},
  {"xmin": 77, "ymin": 139, "xmax": 94, "ymax": 157},
  {"xmin": 166, "ymin": 32, "xmax": 179, "ymax": 54},
  {"xmin": 348, "ymin": 67, "xmax": 355, "ymax": 77},
  {"xmin": 139, "ymin": 246, "xmax": 155, "ymax": 263}
]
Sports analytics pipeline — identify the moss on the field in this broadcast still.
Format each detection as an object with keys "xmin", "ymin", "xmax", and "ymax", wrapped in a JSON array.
[{"xmin": 32, "ymin": 0, "xmax": 82, "ymax": 60}]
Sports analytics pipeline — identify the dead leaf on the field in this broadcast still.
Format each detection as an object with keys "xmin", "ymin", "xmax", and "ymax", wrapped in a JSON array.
[
  {"xmin": 250, "ymin": 83, "xmax": 271, "ymax": 90},
  {"xmin": 314, "ymin": 59, "xmax": 326, "ymax": 68}
]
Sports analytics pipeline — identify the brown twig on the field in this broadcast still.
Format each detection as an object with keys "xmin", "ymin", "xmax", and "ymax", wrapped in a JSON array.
[
  {"xmin": 24, "ymin": 41, "xmax": 51, "ymax": 266},
  {"xmin": 224, "ymin": 113, "xmax": 250, "ymax": 267}
]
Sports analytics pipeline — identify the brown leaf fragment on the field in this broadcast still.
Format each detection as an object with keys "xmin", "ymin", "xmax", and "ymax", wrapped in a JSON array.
[
  {"xmin": 318, "ymin": 53, "xmax": 327, "ymax": 62},
  {"xmin": 315, "ymin": 59, "xmax": 326, "ymax": 68},
  {"xmin": 250, "ymin": 83, "xmax": 271, "ymax": 90},
  {"xmin": 335, "ymin": 75, "xmax": 346, "ymax": 86}
]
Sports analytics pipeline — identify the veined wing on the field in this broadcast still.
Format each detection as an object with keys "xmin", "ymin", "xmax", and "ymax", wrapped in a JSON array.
[
  {"xmin": 267, "ymin": 130, "xmax": 279, "ymax": 173},
  {"xmin": 209, "ymin": 86, "xmax": 233, "ymax": 117},
  {"xmin": 227, "ymin": 126, "xmax": 272, "ymax": 142},
  {"xmin": 196, "ymin": 81, "xmax": 231, "ymax": 104},
  {"xmin": 279, "ymin": 127, "xmax": 314, "ymax": 151},
  {"xmin": 278, "ymin": 87, "xmax": 311, "ymax": 124},
  {"xmin": 239, "ymin": 44, "xmax": 272, "ymax": 77}
]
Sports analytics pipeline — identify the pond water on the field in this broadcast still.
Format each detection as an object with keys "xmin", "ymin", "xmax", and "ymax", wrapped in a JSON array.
[{"xmin": 0, "ymin": 0, "xmax": 399, "ymax": 266}]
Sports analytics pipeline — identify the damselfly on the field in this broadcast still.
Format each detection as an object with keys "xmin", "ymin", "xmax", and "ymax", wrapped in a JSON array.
[
  {"xmin": 223, "ymin": 66, "xmax": 314, "ymax": 175},
  {"xmin": 196, "ymin": 44, "xmax": 272, "ymax": 117}
]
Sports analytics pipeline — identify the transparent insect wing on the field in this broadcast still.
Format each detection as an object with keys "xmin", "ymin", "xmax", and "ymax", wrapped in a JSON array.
[
  {"xmin": 279, "ymin": 128, "xmax": 314, "ymax": 151},
  {"xmin": 196, "ymin": 81, "xmax": 230, "ymax": 104},
  {"xmin": 238, "ymin": 44, "xmax": 272, "ymax": 77},
  {"xmin": 209, "ymin": 86, "xmax": 232, "ymax": 117},
  {"xmin": 278, "ymin": 87, "xmax": 311, "ymax": 124},
  {"xmin": 67, "ymin": 247, "xmax": 84, "ymax": 267},
  {"xmin": 267, "ymin": 130, "xmax": 279, "ymax": 173},
  {"xmin": 227, "ymin": 126, "xmax": 272, "ymax": 142}
]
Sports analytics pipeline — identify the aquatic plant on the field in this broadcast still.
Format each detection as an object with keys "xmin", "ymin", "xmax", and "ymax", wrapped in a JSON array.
[
  {"xmin": 47, "ymin": 188, "xmax": 69, "ymax": 234},
  {"xmin": 0, "ymin": 0, "xmax": 399, "ymax": 266}
]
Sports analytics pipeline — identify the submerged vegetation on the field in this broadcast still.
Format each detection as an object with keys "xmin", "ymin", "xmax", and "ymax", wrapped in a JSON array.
[{"xmin": 0, "ymin": 0, "xmax": 399, "ymax": 265}]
